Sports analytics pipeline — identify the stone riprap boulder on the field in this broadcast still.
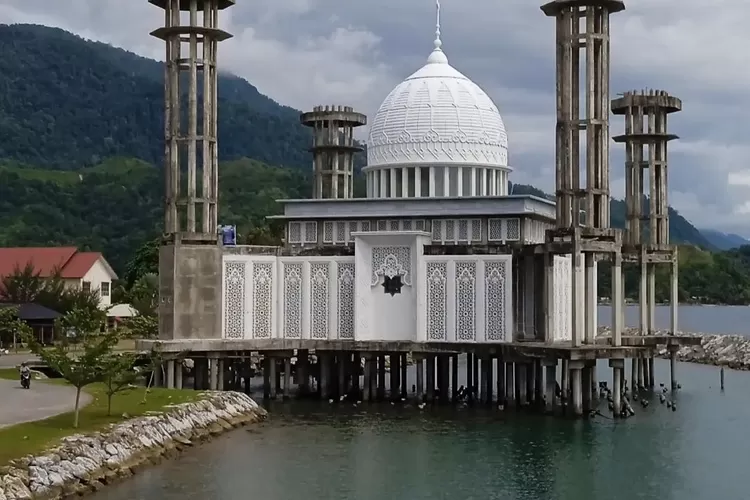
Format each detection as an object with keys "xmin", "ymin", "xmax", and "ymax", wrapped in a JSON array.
[
  {"xmin": 0, "ymin": 391, "xmax": 266, "ymax": 500},
  {"xmin": 597, "ymin": 326, "xmax": 750, "ymax": 370}
]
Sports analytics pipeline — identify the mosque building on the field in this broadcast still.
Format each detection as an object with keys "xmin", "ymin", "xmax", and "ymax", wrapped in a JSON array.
[{"xmin": 220, "ymin": 8, "xmax": 574, "ymax": 345}]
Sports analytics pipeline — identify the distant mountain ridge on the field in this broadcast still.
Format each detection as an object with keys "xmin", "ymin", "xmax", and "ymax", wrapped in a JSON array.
[{"xmin": 700, "ymin": 229, "xmax": 750, "ymax": 250}]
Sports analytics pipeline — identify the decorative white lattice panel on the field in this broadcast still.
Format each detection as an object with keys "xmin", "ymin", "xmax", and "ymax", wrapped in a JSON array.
[
  {"xmin": 223, "ymin": 261, "xmax": 246, "ymax": 339},
  {"xmin": 426, "ymin": 262, "xmax": 448, "ymax": 340},
  {"xmin": 484, "ymin": 260, "xmax": 508, "ymax": 341},
  {"xmin": 282, "ymin": 262, "xmax": 303, "ymax": 338},
  {"xmin": 251, "ymin": 262, "xmax": 274, "ymax": 339},
  {"xmin": 310, "ymin": 262, "xmax": 330, "ymax": 339},
  {"xmin": 553, "ymin": 255, "xmax": 572, "ymax": 342},
  {"xmin": 455, "ymin": 261, "xmax": 477, "ymax": 341},
  {"xmin": 337, "ymin": 262, "xmax": 355, "ymax": 339}
]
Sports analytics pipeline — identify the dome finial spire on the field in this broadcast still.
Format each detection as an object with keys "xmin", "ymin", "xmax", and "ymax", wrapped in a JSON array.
[
  {"xmin": 434, "ymin": 0, "xmax": 442, "ymax": 49},
  {"xmin": 427, "ymin": 0, "xmax": 448, "ymax": 64}
]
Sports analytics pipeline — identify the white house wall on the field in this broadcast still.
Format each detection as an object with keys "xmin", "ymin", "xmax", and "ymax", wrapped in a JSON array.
[
  {"xmin": 222, "ymin": 256, "xmax": 355, "ymax": 340},
  {"xmin": 419, "ymin": 255, "xmax": 513, "ymax": 343}
]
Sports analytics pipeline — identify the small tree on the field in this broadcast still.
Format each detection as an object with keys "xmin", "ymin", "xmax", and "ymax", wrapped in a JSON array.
[
  {"xmin": 0, "ymin": 306, "xmax": 32, "ymax": 351},
  {"xmin": 25, "ymin": 307, "xmax": 114, "ymax": 428},
  {"xmin": 100, "ymin": 351, "xmax": 139, "ymax": 416},
  {"xmin": 123, "ymin": 314, "xmax": 158, "ymax": 339}
]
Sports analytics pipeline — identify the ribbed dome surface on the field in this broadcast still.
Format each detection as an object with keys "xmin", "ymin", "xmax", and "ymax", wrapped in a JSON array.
[{"xmin": 366, "ymin": 47, "xmax": 508, "ymax": 169}]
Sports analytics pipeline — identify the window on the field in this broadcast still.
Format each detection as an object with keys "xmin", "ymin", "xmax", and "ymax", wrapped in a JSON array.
[
  {"xmin": 82, "ymin": 281, "xmax": 91, "ymax": 293},
  {"xmin": 100, "ymin": 282, "xmax": 110, "ymax": 297}
]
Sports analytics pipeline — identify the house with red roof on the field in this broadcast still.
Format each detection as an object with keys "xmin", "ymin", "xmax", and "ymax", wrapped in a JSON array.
[{"xmin": 0, "ymin": 247, "xmax": 119, "ymax": 309}]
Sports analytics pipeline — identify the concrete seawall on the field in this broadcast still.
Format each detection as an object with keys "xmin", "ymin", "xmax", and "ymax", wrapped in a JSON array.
[
  {"xmin": 598, "ymin": 327, "xmax": 750, "ymax": 370},
  {"xmin": 0, "ymin": 392, "xmax": 267, "ymax": 500}
]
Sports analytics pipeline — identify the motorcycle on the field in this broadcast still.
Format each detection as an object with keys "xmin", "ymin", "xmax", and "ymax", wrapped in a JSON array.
[{"xmin": 20, "ymin": 371, "xmax": 31, "ymax": 389}]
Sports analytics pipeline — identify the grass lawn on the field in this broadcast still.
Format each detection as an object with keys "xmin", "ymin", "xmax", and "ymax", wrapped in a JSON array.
[
  {"xmin": 4, "ymin": 338, "xmax": 137, "ymax": 355},
  {"xmin": 0, "ymin": 368, "xmax": 203, "ymax": 465}
]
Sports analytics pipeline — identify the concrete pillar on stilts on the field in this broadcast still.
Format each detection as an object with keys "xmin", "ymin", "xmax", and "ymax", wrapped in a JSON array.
[
  {"xmin": 284, "ymin": 358, "xmax": 292, "ymax": 400},
  {"xmin": 670, "ymin": 347, "xmax": 678, "ymax": 391},
  {"xmin": 338, "ymin": 355, "xmax": 347, "ymax": 399},
  {"xmin": 390, "ymin": 354, "xmax": 400, "ymax": 399},
  {"xmin": 262, "ymin": 356, "xmax": 271, "ymax": 399},
  {"xmin": 466, "ymin": 353, "xmax": 474, "ymax": 403},
  {"xmin": 610, "ymin": 359, "xmax": 624, "ymax": 417},
  {"xmin": 166, "ymin": 359, "xmax": 175, "ymax": 389},
  {"xmin": 451, "ymin": 354, "xmax": 459, "ymax": 403},
  {"xmin": 426, "ymin": 355, "xmax": 435, "ymax": 403},
  {"xmin": 543, "ymin": 360, "xmax": 557, "ymax": 413},
  {"xmin": 377, "ymin": 354, "xmax": 386, "ymax": 400},
  {"xmin": 505, "ymin": 362, "xmax": 514, "ymax": 407},
  {"xmin": 534, "ymin": 360, "xmax": 544, "ymax": 409},
  {"xmin": 400, "ymin": 353, "xmax": 408, "ymax": 398},
  {"xmin": 569, "ymin": 361, "xmax": 584, "ymax": 417},
  {"xmin": 269, "ymin": 357, "xmax": 277, "ymax": 399},
  {"xmin": 486, "ymin": 356, "xmax": 494, "ymax": 405},
  {"xmin": 581, "ymin": 364, "xmax": 592, "ymax": 413},
  {"xmin": 560, "ymin": 359, "xmax": 569, "ymax": 411},
  {"xmin": 525, "ymin": 363, "xmax": 534, "ymax": 406},
  {"xmin": 174, "ymin": 360, "xmax": 183, "ymax": 390},
  {"xmin": 209, "ymin": 356, "xmax": 218, "ymax": 391},
  {"xmin": 516, "ymin": 363, "xmax": 526, "ymax": 406},
  {"xmin": 363, "ymin": 355, "xmax": 373, "ymax": 401},
  {"xmin": 321, "ymin": 353, "xmax": 331, "ymax": 399},
  {"xmin": 416, "ymin": 355, "xmax": 424, "ymax": 401},
  {"xmin": 497, "ymin": 357, "xmax": 506, "ymax": 406}
]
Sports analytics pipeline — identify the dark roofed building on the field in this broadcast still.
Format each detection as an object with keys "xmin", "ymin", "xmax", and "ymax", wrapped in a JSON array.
[{"xmin": 0, "ymin": 303, "xmax": 62, "ymax": 346}]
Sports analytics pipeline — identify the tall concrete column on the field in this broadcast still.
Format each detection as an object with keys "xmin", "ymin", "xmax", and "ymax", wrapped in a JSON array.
[
  {"xmin": 416, "ymin": 356, "xmax": 424, "ymax": 401},
  {"xmin": 544, "ymin": 361, "xmax": 557, "ymax": 413},
  {"xmin": 610, "ymin": 359, "xmax": 624, "ymax": 416},
  {"xmin": 166, "ymin": 359, "xmax": 175, "ymax": 389},
  {"xmin": 209, "ymin": 356, "xmax": 218, "ymax": 391},
  {"xmin": 569, "ymin": 362, "xmax": 584, "ymax": 417},
  {"xmin": 505, "ymin": 362, "xmax": 514, "ymax": 406},
  {"xmin": 174, "ymin": 361, "xmax": 183, "ymax": 390},
  {"xmin": 285, "ymin": 358, "xmax": 292, "ymax": 400}
]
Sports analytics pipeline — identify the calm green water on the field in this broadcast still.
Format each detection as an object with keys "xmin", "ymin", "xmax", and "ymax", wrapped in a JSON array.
[{"xmin": 93, "ymin": 356, "xmax": 749, "ymax": 500}]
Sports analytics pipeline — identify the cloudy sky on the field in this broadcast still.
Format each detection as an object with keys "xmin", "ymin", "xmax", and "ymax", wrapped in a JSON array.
[{"xmin": 1, "ymin": 0, "xmax": 748, "ymax": 234}]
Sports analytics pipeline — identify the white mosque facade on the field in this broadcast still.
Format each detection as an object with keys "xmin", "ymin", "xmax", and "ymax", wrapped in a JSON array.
[{"xmin": 221, "ymin": 23, "xmax": 576, "ymax": 345}]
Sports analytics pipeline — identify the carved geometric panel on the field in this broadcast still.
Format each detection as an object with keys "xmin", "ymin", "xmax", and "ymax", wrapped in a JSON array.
[
  {"xmin": 282, "ymin": 263, "xmax": 303, "ymax": 338},
  {"xmin": 310, "ymin": 262, "xmax": 330, "ymax": 339},
  {"xmin": 426, "ymin": 262, "xmax": 447, "ymax": 340},
  {"xmin": 455, "ymin": 261, "xmax": 477, "ymax": 341},
  {"xmin": 485, "ymin": 260, "xmax": 507, "ymax": 341},
  {"xmin": 488, "ymin": 219, "xmax": 502, "ymax": 241},
  {"xmin": 337, "ymin": 263, "xmax": 355, "ymax": 339},
  {"xmin": 223, "ymin": 261, "xmax": 245, "ymax": 339},
  {"xmin": 553, "ymin": 255, "xmax": 572, "ymax": 342},
  {"xmin": 506, "ymin": 218, "xmax": 520, "ymax": 240},
  {"xmin": 252, "ymin": 262, "xmax": 273, "ymax": 339},
  {"xmin": 458, "ymin": 219, "xmax": 469, "ymax": 241},
  {"xmin": 371, "ymin": 246, "xmax": 412, "ymax": 286}
]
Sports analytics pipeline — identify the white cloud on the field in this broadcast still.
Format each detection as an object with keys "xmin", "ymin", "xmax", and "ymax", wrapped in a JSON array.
[{"xmin": 1, "ymin": 0, "xmax": 749, "ymax": 236}]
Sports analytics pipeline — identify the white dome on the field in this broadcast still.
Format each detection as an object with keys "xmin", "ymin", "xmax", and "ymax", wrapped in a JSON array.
[{"xmin": 366, "ymin": 43, "xmax": 508, "ymax": 169}]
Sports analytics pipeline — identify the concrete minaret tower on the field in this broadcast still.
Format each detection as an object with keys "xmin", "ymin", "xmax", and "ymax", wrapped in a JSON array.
[
  {"xmin": 540, "ymin": 0, "xmax": 625, "ymax": 417},
  {"xmin": 300, "ymin": 105, "xmax": 367, "ymax": 199},
  {"xmin": 149, "ymin": 0, "xmax": 233, "ymax": 342},
  {"xmin": 150, "ymin": 0, "xmax": 234, "ymax": 239},
  {"xmin": 612, "ymin": 90, "xmax": 682, "ymax": 391}
]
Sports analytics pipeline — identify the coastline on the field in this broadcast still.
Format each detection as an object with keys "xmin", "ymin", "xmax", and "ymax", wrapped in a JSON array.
[
  {"xmin": 598, "ymin": 326, "xmax": 750, "ymax": 370},
  {"xmin": 0, "ymin": 391, "xmax": 266, "ymax": 500}
]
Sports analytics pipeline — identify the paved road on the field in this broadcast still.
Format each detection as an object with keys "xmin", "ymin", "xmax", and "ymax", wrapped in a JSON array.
[
  {"xmin": 0, "ymin": 375, "xmax": 93, "ymax": 428},
  {"xmin": 0, "ymin": 353, "xmax": 40, "ymax": 369}
]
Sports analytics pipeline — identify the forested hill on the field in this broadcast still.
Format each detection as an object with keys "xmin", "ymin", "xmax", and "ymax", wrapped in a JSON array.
[
  {"xmin": 0, "ymin": 23, "xmax": 311, "ymax": 170},
  {"xmin": 0, "ymin": 23, "xmax": 714, "ymax": 271}
]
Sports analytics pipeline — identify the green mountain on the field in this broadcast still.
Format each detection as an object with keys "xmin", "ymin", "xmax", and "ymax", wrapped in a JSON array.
[
  {"xmin": 0, "ymin": 24, "xmax": 716, "ymax": 274},
  {"xmin": 0, "ymin": 23, "xmax": 311, "ymax": 170}
]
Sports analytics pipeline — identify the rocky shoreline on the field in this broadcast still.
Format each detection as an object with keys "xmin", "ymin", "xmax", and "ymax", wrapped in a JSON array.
[
  {"xmin": 598, "ymin": 326, "xmax": 750, "ymax": 370},
  {"xmin": 0, "ymin": 391, "xmax": 267, "ymax": 500}
]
